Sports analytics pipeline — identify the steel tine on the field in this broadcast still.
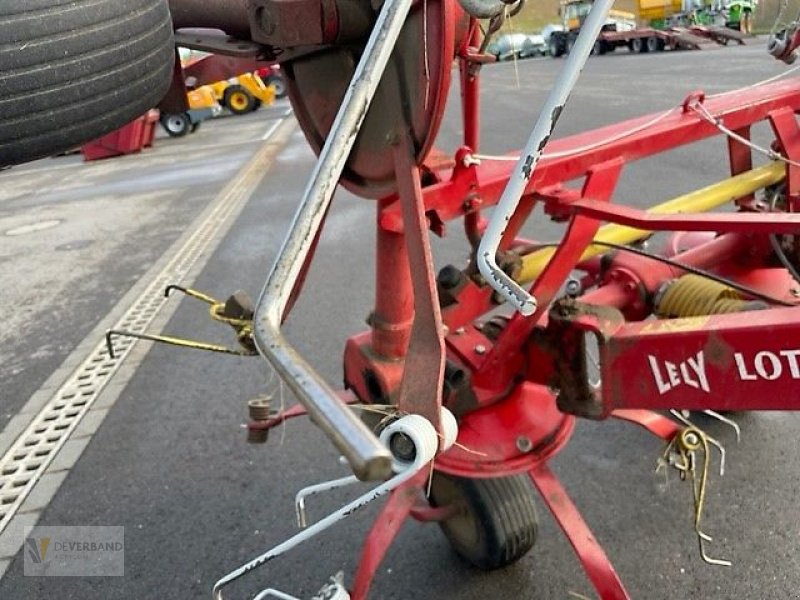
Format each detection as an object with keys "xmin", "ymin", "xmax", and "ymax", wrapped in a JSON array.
[{"xmin": 703, "ymin": 410, "xmax": 741, "ymax": 443}]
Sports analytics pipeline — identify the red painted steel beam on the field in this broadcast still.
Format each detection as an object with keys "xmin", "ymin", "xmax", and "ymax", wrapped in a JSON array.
[
  {"xmin": 599, "ymin": 306, "xmax": 800, "ymax": 414},
  {"xmin": 382, "ymin": 77, "xmax": 800, "ymax": 229},
  {"xmin": 529, "ymin": 463, "xmax": 630, "ymax": 600},
  {"xmin": 571, "ymin": 199, "xmax": 800, "ymax": 233}
]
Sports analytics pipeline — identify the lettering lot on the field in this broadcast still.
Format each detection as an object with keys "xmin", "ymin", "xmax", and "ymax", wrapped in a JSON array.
[{"xmin": 649, "ymin": 349, "xmax": 800, "ymax": 395}]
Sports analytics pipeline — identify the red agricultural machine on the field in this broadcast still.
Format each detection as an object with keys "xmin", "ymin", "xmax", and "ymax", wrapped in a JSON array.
[{"xmin": 7, "ymin": 0, "xmax": 800, "ymax": 598}]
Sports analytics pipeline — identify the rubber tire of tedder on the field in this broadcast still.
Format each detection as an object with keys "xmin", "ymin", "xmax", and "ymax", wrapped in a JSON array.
[
  {"xmin": 429, "ymin": 472, "xmax": 539, "ymax": 570},
  {"xmin": 0, "ymin": 0, "xmax": 174, "ymax": 167}
]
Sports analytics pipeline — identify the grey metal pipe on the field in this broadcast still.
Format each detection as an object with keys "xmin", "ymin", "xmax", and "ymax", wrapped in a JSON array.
[
  {"xmin": 252, "ymin": 0, "xmax": 416, "ymax": 481},
  {"xmin": 476, "ymin": 0, "xmax": 615, "ymax": 316},
  {"xmin": 168, "ymin": 0, "xmax": 251, "ymax": 37}
]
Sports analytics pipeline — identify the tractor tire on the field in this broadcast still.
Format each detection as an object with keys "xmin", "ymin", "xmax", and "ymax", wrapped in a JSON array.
[
  {"xmin": 224, "ymin": 85, "xmax": 256, "ymax": 115},
  {"xmin": 160, "ymin": 113, "xmax": 190, "ymax": 138},
  {"xmin": 0, "ymin": 0, "xmax": 174, "ymax": 167},
  {"xmin": 266, "ymin": 74, "xmax": 287, "ymax": 99},
  {"xmin": 549, "ymin": 37, "xmax": 564, "ymax": 58},
  {"xmin": 566, "ymin": 34, "xmax": 577, "ymax": 55},
  {"xmin": 430, "ymin": 472, "xmax": 539, "ymax": 571}
]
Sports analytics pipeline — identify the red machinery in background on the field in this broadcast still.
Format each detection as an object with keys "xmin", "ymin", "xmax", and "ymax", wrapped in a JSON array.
[{"xmin": 96, "ymin": 1, "xmax": 800, "ymax": 598}]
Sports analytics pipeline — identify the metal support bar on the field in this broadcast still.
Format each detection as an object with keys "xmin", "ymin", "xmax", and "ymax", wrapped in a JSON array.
[
  {"xmin": 570, "ymin": 198, "xmax": 800, "ymax": 233},
  {"xmin": 518, "ymin": 162, "xmax": 785, "ymax": 283},
  {"xmin": 393, "ymin": 139, "xmax": 446, "ymax": 433},
  {"xmin": 350, "ymin": 471, "xmax": 427, "ymax": 600},
  {"xmin": 529, "ymin": 463, "xmax": 630, "ymax": 600},
  {"xmin": 475, "ymin": 0, "xmax": 615, "ymax": 315},
  {"xmin": 252, "ymin": 0, "xmax": 416, "ymax": 481}
]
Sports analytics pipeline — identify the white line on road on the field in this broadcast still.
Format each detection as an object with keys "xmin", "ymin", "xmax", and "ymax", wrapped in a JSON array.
[
  {"xmin": 262, "ymin": 110, "xmax": 294, "ymax": 140},
  {"xmin": 0, "ymin": 114, "xmax": 296, "ymax": 578}
]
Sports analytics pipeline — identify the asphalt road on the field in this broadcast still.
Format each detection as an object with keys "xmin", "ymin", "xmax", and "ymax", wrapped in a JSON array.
[{"xmin": 2, "ymin": 40, "xmax": 800, "ymax": 600}]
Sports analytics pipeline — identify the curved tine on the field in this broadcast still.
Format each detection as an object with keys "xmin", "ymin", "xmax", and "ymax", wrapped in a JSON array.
[
  {"xmin": 295, "ymin": 475, "xmax": 359, "ymax": 528},
  {"xmin": 703, "ymin": 410, "xmax": 741, "ymax": 443}
]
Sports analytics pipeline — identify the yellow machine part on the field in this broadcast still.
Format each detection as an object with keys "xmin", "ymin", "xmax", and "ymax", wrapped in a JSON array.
[
  {"xmin": 517, "ymin": 161, "xmax": 785, "ymax": 284},
  {"xmin": 654, "ymin": 274, "xmax": 759, "ymax": 317},
  {"xmin": 187, "ymin": 86, "xmax": 219, "ymax": 111},
  {"xmin": 638, "ymin": 0, "xmax": 682, "ymax": 22},
  {"xmin": 237, "ymin": 73, "xmax": 276, "ymax": 105}
]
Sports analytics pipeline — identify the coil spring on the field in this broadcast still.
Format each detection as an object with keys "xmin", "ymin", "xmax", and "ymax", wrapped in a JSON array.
[{"xmin": 654, "ymin": 274, "xmax": 765, "ymax": 318}]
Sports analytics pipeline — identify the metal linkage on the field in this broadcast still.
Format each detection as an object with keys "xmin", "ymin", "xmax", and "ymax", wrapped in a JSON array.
[
  {"xmin": 251, "ymin": 0, "xmax": 417, "ymax": 482},
  {"xmin": 476, "ymin": 0, "xmax": 615, "ymax": 316},
  {"xmin": 106, "ymin": 285, "xmax": 257, "ymax": 358},
  {"xmin": 659, "ymin": 417, "xmax": 732, "ymax": 567},
  {"xmin": 212, "ymin": 411, "xmax": 451, "ymax": 600}
]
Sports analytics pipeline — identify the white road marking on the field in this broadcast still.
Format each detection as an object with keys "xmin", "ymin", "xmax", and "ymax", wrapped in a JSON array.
[
  {"xmin": 262, "ymin": 110, "xmax": 294, "ymax": 140},
  {"xmin": 0, "ymin": 115, "xmax": 296, "ymax": 578}
]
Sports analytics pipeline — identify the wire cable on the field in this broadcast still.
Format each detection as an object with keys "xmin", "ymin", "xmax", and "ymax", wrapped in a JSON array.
[{"xmin": 526, "ymin": 240, "xmax": 796, "ymax": 306}]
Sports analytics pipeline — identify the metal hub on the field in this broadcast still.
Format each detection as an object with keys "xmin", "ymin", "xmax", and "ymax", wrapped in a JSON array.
[
  {"xmin": 284, "ymin": 1, "xmax": 469, "ymax": 198},
  {"xmin": 435, "ymin": 382, "xmax": 575, "ymax": 478}
]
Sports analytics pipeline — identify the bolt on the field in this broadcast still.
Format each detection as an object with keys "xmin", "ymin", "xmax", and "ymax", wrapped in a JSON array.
[
  {"xmin": 516, "ymin": 436, "xmax": 533, "ymax": 453},
  {"xmin": 474, "ymin": 344, "xmax": 487, "ymax": 355},
  {"xmin": 438, "ymin": 265, "xmax": 463, "ymax": 290},
  {"xmin": 389, "ymin": 432, "xmax": 416, "ymax": 462},
  {"xmin": 684, "ymin": 432, "xmax": 699, "ymax": 446},
  {"xmin": 565, "ymin": 278, "xmax": 582, "ymax": 297},
  {"xmin": 455, "ymin": 327, "xmax": 466, "ymax": 335},
  {"xmin": 247, "ymin": 427, "xmax": 269, "ymax": 444},
  {"xmin": 248, "ymin": 396, "xmax": 273, "ymax": 421}
]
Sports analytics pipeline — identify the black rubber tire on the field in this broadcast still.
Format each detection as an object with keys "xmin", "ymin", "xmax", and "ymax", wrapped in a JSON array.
[
  {"xmin": 0, "ymin": 0, "xmax": 174, "ymax": 167},
  {"xmin": 647, "ymin": 36, "xmax": 665, "ymax": 52},
  {"xmin": 430, "ymin": 472, "xmax": 539, "ymax": 571},
  {"xmin": 224, "ymin": 85, "xmax": 256, "ymax": 115},
  {"xmin": 549, "ymin": 37, "xmax": 564, "ymax": 58},
  {"xmin": 267, "ymin": 75, "xmax": 287, "ymax": 99},
  {"xmin": 160, "ymin": 113, "xmax": 190, "ymax": 137},
  {"xmin": 592, "ymin": 40, "xmax": 607, "ymax": 55},
  {"xmin": 632, "ymin": 37, "xmax": 648, "ymax": 53},
  {"xmin": 566, "ymin": 34, "xmax": 576, "ymax": 55}
]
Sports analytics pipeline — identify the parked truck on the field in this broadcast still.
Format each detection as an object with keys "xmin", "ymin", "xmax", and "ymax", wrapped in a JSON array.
[{"xmin": 549, "ymin": 0, "xmax": 745, "ymax": 57}]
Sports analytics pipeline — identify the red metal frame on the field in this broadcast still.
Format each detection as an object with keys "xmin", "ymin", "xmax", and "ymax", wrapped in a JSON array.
[{"xmin": 252, "ymin": 17, "xmax": 800, "ymax": 600}]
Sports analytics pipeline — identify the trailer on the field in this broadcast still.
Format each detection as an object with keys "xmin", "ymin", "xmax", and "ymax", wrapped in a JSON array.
[{"xmin": 549, "ymin": 0, "xmax": 747, "ymax": 57}]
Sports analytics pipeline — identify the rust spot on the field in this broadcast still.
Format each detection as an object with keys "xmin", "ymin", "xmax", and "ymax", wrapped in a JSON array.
[{"xmin": 703, "ymin": 331, "xmax": 734, "ymax": 371}]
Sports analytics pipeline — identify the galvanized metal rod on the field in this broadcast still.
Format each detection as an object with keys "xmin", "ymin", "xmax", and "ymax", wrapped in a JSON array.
[
  {"xmin": 253, "ymin": 0, "xmax": 414, "ymax": 481},
  {"xmin": 476, "ymin": 0, "xmax": 615, "ymax": 316}
]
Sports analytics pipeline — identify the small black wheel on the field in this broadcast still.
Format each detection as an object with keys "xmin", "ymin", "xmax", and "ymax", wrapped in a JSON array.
[
  {"xmin": 190, "ymin": 122, "xmax": 201, "ymax": 134},
  {"xmin": 429, "ymin": 472, "xmax": 538, "ymax": 570},
  {"xmin": 267, "ymin": 75, "xmax": 287, "ymax": 98},
  {"xmin": 631, "ymin": 37, "xmax": 648, "ymax": 53},
  {"xmin": 0, "ymin": 0, "xmax": 174, "ymax": 166},
  {"xmin": 224, "ymin": 85, "xmax": 256, "ymax": 115},
  {"xmin": 160, "ymin": 113, "xmax": 190, "ymax": 138}
]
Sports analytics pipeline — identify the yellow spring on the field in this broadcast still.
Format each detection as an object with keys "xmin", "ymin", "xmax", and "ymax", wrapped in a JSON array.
[{"xmin": 654, "ymin": 274, "xmax": 756, "ymax": 318}]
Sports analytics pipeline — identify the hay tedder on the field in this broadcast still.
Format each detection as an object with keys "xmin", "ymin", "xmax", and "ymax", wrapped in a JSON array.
[{"xmin": 8, "ymin": 0, "xmax": 800, "ymax": 598}]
